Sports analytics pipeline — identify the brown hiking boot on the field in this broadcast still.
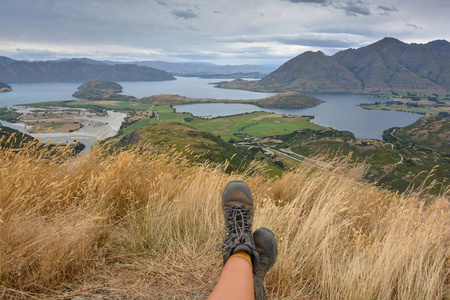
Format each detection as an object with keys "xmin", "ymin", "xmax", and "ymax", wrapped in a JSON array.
[
  {"xmin": 216, "ymin": 180, "xmax": 259, "ymax": 268},
  {"xmin": 253, "ymin": 227, "xmax": 277, "ymax": 300}
]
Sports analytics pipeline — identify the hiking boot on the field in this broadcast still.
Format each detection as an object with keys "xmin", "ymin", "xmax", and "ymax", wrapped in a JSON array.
[
  {"xmin": 216, "ymin": 180, "xmax": 259, "ymax": 268},
  {"xmin": 253, "ymin": 227, "xmax": 277, "ymax": 300}
]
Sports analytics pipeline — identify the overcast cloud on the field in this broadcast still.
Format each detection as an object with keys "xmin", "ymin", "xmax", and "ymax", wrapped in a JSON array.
[{"xmin": 0, "ymin": 0, "xmax": 448, "ymax": 65}]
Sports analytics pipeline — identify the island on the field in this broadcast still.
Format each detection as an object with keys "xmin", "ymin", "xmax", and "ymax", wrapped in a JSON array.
[
  {"xmin": 139, "ymin": 91, "xmax": 324, "ymax": 109},
  {"xmin": 73, "ymin": 79, "xmax": 136, "ymax": 101},
  {"xmin": 0, "ymin": 82, "xmax": 12, "ymax": 92}
]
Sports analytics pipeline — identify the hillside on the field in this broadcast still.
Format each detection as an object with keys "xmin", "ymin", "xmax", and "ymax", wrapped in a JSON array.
[
  {"xmin": 258, "ymin": 51, "xmax": 363, "ymax": 93},
  {"xmin": 0, "ymin": 82, "xmax": 12, "ymax": 92},
  {"xmin": 0, "ymin": 123, "xmax": 85, "ymax": 153},
  {"xmin": 332, "ymin": 37, "xmax": 449, "ymax": 93},
  {"xmin": 222, "ymin": 38, "xmax": 450, "ymax": 94},
  {"xmin": 0, "ymin": 123, "xmax": 39, "ymax": 148},
  {"xmin": 0, "ymin": 58, "xmax": 176, "ymax": 83},
  {"xmin": 72, "ymin": 79, "xmax": 136, "ymax": 101},
  {"xmin": 105, "ymin": 122, "xmax": 252, "ymax": 172},
  {"xmin": 391, "ymin": 113, "xmax": 450, "ymax": 153},
  {"xmin": 255, "ymin": 91, "xmax": 324, "ymax": 108},
  {"xmin": 269, "ymin": 125, "xmax": 449, "ymax": 194},
  {"xmin": 0, "ymin": 141, "xmax": 448, "ymax": 299}
]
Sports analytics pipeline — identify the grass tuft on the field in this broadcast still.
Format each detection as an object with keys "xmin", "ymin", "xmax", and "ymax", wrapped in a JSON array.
[{"xmin": 0, "ymin": 143, "xmax": 448, "ymax": 299}]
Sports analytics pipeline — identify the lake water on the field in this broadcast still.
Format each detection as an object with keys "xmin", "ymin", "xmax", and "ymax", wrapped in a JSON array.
[
  {"xmin": 173, "ymin": 93, "xmax": 422, "ymax": 140},
  {"xmin": 0, "ymin": 77, "xmax": 272, "ymax": 106},
  {"xmin": 0, "ymin": 77, "xmax": 422, "ymax": 140}
]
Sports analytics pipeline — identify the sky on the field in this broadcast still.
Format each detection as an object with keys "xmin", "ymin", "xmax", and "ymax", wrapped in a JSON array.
[{"xmin": 0, "ymin": 0, "xmax": 449, "ymax": 65}]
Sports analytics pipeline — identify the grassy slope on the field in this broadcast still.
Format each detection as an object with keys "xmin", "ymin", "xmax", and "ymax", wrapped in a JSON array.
[
  {"xmin": 394, "ymin": 114, "xmax": 450, "ymax": 153},
  {"xmin": 190, "ymin": 112, "xmax": 322, "ymax": 142},
  {"xmin": 105, "ymin": 122, "xmax": 252, "ymax": 172},
  {"xmin": 0, "ymin": 144, "xmax": 448, "ymax": 299},
  {"xmin": 271, "ymin": 128, "xmax": 449, "ymax": 194}
]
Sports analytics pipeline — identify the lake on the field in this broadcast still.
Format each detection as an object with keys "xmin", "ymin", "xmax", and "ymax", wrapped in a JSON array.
[
  {"xmin": 0, "ymin": 77, "xmax": 272, "ymax": 106},
  {"xmin": 0, "ymin": 77, "xmax": 422, "ymax": 140},
  {"xmin": 173, "ymin": 93, "xmax": 423, "ymax": 140}
]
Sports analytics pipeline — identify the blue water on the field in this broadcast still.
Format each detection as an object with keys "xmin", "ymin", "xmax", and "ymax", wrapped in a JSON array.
[
  {"xmin": 0, "ymin": 78, "xmax": 422, "ymax": 140},
  {"xmin": 0, "ymin": 82, "xmax": 80, "ymax": 106},
  {"xmin": 119, "ymin": 77, "xmax": 274, "ymax": 99},
  {"xmin": 174, "ymin": 93, "xmax": 423, "ymax": 140}
]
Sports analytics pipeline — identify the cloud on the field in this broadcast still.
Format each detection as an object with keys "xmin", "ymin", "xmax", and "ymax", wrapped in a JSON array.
[
  {"xmin": 172, "ymin": 9, "xmax": 198, "ymax": 19},
  {"xmin": 377, "ymin": 5, "xmax": 398, "ymax": 12},
  {"xmin": 214, "ymin": 33, "xmax": 369, "ymax": 49},
  {"xmin": 406, "ymin": 23, "xmax": 423, "ymax": 30},
  {"xmin": 377, "ymin": 5, "xmax": 398, "ymax": 16},
  {"xmin": 335, "ymin": 1, "xmax": 371, "ymax": 16},
  {"xmin": 283, "ymin": 0, "xmax": 327, "ymax": 3},
  {"xmin": 155, "ymin": 0, "xmax": 167, "ymax": 6},
  {"xmin": 282, "ymin": 0, "xmax": 371, "ymax": 16}
]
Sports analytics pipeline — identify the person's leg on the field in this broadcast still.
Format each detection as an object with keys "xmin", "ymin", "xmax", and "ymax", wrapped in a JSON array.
[
  {"xmin": 208, "ymin": 252, "xmax": 254, "ymax": 300},
  {"xmin": 210, "ymin": 181, "xmax": 259, "ymax": 300},
  {"xmin": 253, "ymin": 228, "xmax": 278, "ymax": 300}
]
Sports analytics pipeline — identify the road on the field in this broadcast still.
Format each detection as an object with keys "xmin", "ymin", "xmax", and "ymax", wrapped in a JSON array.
[{"xmin": 391, "ymin": 128, "xmax": 449, "ymax": 155}]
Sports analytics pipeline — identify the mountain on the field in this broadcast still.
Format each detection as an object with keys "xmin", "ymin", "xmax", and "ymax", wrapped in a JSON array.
[
  {"xmin": 0, "ymin": 59, "xmax": 175, "ymax": 83},
  {"xmin": 114, "ymin": 61, "xmax": 278, "ymax": 76},
  {"xmin": 258, "ymin": 38, "xmax": 450, "ymax": 94},
  {"xmin": 52, "ymin": 57, "xmax": 110, "ymax": 65},
  {"xmin": 0, "ymin": 56, "xmax": 17, "ymax": 65},
  {"xmin": 259, "ymin": 51, "xmax": 363, "ymax": 93}
]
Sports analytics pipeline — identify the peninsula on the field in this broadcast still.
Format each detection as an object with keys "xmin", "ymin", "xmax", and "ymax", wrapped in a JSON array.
[{"xmin": 0, "ymin": 82, "xmax": 12, "ymax": 92}]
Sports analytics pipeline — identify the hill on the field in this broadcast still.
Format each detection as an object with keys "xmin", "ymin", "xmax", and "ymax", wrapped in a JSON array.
[
  {"xmin": 0, "ymin": 82, "xmax": 12, "ymax": 92},
  {"xmin": 0, "ymin": 58, "xmax": 176, "ymax": 83},
  {"xmin": 390, "ymin": 113, "xmax": 449, "ymax": 154},
  {"xmin": 138, "ymin": 91, "xmax": 323, "ymax": 109},
  {"xmin": 0, "ymin": 140, "xmax": 448, "ymax": 299},
  {"xmin": 0, "ymin": 123, "xmax": 39, "ymax": 148},
  {"xmin": 255, "ymin": 91, "xmax": 324, "ymax": 108},
  {"xmin": 0, "ymin": 123, "xmax": 85, "ymax": 153},
  {"xmin": 105, "ymin": 122, "xmax": 252, "ymax": 172},
  {"xmin": 223, "ymin": 38, "xmax": 450, "ymax": 94},
  {"xmin": 72, "ymin": 80, "xmax": 136, "ymax": 101}
]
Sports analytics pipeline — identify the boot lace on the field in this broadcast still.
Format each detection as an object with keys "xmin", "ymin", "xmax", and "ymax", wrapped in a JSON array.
[{"xmin": 216, "ymin": 205, "xmax": 252, "ymax": 253}]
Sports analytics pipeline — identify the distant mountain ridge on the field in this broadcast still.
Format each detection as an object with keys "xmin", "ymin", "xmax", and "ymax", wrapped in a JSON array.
[
  {"xmin": 0, "ymin": 58, "xmax": 175, "ymax": 83},
  {"xmin": 259, "ymin": 37, "xmax": 450, "ymax": 94},
  {"xmin": 125, "ymin": 61, "xmax": 277, "ymax": 76},
  {"xmin": 8, "ymin": 57, "xmax": 277, "ymax": 77}
]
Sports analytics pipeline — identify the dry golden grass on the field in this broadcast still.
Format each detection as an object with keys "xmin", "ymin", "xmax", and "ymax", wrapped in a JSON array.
[{"xmin": 0, "ymin": 140, "xmax": 448, "ymax": 299}]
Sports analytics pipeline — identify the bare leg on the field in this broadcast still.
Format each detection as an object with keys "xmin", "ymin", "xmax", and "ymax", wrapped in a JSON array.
[{"xmin": 208, "ymin": 255, "xmax": 255, "ymax": 300}]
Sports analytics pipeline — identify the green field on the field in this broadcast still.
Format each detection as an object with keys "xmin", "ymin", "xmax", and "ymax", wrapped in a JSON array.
[
  {"xmin": 187, "ymin": 112, "xmax": 323, "ymax": 142},
  {"xmin": 359, "ymin": 104, "xmax": 439, "ymax": 115}
]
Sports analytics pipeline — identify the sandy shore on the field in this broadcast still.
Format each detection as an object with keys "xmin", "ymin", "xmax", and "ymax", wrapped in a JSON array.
[{"xmin": 2, "ymin": 106, "xmax": 126, "ymax": 147}]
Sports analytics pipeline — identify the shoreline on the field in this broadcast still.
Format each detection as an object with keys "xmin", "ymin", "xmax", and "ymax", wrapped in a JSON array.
[{"xmin": 0, "ymin": 107, "xmax": 126, "ymax": 147}]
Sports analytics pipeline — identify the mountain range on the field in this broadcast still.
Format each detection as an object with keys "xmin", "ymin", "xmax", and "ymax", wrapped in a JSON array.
[
  {"xmin": 53, "ymin": 59, "xmax": 277, "ymax": 77},
  {"xmin": 0, "ymin": 58, "xmax": 175, "ymax": 83},
  {"xmin": 258, "ymin": 37, "xmax": 450, "ymax": 94}
]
